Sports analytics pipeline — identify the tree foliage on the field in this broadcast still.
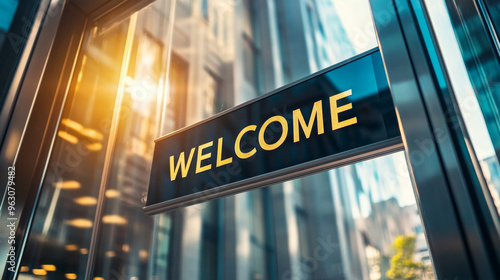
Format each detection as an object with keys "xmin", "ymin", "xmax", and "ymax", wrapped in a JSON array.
[{"xmin": 386, "ymin": 236, "xmax": 433, "ymax": 280}]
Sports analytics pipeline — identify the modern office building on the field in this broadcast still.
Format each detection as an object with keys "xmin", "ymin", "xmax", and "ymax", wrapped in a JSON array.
[{"xmin": 0, "ymin": 0, "xmax": 499, "ymax": 280}]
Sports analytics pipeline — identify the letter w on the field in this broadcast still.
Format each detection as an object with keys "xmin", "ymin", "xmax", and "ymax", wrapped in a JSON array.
[
  {"xmin": 293, "ymin": 100, "xmax": 324, "ymax": 143},
  {"xmin": 170, "ymin": 148, "xmax": 195, "ymax": 181}
]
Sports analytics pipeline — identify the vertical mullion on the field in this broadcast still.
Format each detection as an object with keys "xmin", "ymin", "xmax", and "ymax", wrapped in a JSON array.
[
  {"xmin": 84, "ymin": 13, "xmax": 138, "ymax": 280},
  {"xmin": 368, "ymin": 0, "xmax": 476, "ymax": 278}
]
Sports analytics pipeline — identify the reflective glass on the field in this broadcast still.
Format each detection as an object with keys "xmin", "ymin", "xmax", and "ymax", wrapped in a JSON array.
[
  {"xmin": 19, "ymin": 0, "xmax": 436, "ymax": 280},
  {"xmin": 424, "ymin": 0, "xmax": 500, "ymax": 217},
  {"xmin": 19, "ymin": 19, "xmax": 131, "ymax": 278},
  {"xmin": 0, "ymin": 0, "xmax": 42, "ymax": 108},
  {"xmin": 0, "ymin": 0, "xmax": 18, "ymax": 47}
]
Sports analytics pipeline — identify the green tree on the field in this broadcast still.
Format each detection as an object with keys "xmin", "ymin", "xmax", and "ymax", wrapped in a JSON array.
[{"xmin": 386, "ymin": 236, "xmax": 431, "ymax": 280}]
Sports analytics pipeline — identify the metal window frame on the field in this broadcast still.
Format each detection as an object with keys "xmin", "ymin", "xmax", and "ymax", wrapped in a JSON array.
[
  {"xmin": 0, "ymin": 1, "xmax": 155, "ymax": 279},
  {"xmin": 369, "ymin": 0, "xmax": 500, "ymax": 278}
]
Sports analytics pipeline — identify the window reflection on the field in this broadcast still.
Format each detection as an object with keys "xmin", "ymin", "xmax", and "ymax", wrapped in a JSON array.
[
  {"xmin": 424, "ymin": 0, "xmax": 500, "ymax": 218},
  {"xmin": 19, "ymin": 18, "xmax": 131, "ymax": 280}
]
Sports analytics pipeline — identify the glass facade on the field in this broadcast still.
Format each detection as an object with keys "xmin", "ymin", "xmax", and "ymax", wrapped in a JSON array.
[
  {"xmin": 0, "ymin": 0, "xmax": 42, "ymax": 109},
  {"xmin": 0, "ymin": 0, "xmax": 18, "ymax": 47},
  {"xmin": 424, "ymin": 0, "xmax": 500, "ymax": 220},
  {"xmin": 12, "ymin": 1, "xmax": 439, "ymax": 280}
]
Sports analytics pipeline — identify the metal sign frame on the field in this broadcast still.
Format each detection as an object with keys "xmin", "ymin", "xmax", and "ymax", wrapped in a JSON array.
[{"xmin": 144, "ymin": 48, "xmax": 403, "ymax": 215}]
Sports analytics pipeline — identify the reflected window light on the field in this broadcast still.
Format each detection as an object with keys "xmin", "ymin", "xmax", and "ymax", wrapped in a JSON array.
[
  {"xmin": 93, "ymin": 278, "xmax": 105, "ymax": 280},
  {"xmin": 86, "ymin": 142, "xmax": 102, "ymax": 151},
  {"xmin": 53, "ymin": 180, "xmax": 81, "ymax": 190},
  {"xmin": 106, "ymin": 251, "xmax": 116, "ymax": 258},
  {"xmin": 80, "ymin": 248, "xmax": 88, "ymax": 255},
  {"xmin": 105, "ymin": 189, "xmax": 120, "ymax": 198},
  {"xmin": 65, "ymin": 273, "xmax": 77, "ymax": 279},
  {"xmin": 83, "ymin": 128, "xmax": 103, "ymax": 141},
  {"xmin": 32, "ymin": 269, "xmax": 47, "ymax": 276},
  {"xmin": 139, "ymin": 250, "xmax": 148, "ymax": 260},
  {"xmin": 64, "ymin": 244, "xmax": 79, "ymax": 251},
  {"xmin": 61, "ymin": 118, "xmax": 84, "ymax": 131},
  {"xmin": 102, "ymin": 215, "xmax": 128, "ymax": 225},
  {"xmin": 76, "ymin": 55, "xmax": 87, "ymax": 84},
  {"xmin": 163, "ymin": 79, "xmax": 171, "ymax": 105},
  {"xmin": 58, "ymin": 131, "xmax": 79, "ymax": 144},
  {"xmin": 65, "ymin": 218, "xmax": 93, "ymax": 228},
  {"xmin": 20, "ymin": 266, "xmax": 29, "ymax": 272},
  {"xmin": 41, "ymin": 264, "xmax": 56, "ymax": 271},
  {"xmin": 122, "ymin": 244, "xmax": 130, "ymax": 252},
  {"xmin": 77, "ymin": 71, "xmax": 83, "ymax": 83},
  {"xmin": 74, "ymin": 196, "xmax": 98, "ymax": 206},
  {"xmin": 60, "ymin": 118, "xmax": 103, "ymax": 141}
]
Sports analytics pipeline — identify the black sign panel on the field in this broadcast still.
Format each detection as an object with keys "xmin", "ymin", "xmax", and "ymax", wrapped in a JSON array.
[{"xmin": 145, "ymin": 49, "xmax": 401, "ymax": 214}]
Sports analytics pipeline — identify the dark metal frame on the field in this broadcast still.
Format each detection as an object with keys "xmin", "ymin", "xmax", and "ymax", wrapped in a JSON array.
[
  {"xmin": 370, "ymin": 0, "xmax": 500, "ymax": 278},
  {"xmin": 0, "ymin": 2, "xmax": 88, "ymax": 279},
  {"xmin": 0, "ymin": 1, "xmax": 152, "ymax": 279}
]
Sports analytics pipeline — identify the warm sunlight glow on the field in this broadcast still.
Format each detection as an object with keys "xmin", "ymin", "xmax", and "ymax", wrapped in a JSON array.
[{"xmin": 65, "ymin": 273, "xmax": 77, "ymax": 279}]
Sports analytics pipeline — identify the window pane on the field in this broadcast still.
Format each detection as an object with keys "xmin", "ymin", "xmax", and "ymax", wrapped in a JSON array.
[
  {"xmin": 19, "ymin": 19, "xmax": 131, "ymax": 279},
  {"xmin": 148, "ymin": 152, "xmax": 435, "ymax": 280},
  {"xmin": 424, "ymin": 0, "xmax": 500, "ymax": 217}
]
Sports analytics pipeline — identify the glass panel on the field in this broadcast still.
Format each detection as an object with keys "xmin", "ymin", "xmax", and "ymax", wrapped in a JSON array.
[
  {"xmin": 0, "ymin": 0, "xmax": 43, "ymax": 107},
  {"xmin": 424, "ymin": 0, "xmax": 500, "ymax": 216},
  {"xmin": 91, "ymin": 12, "xmax": 163, "ymax": 279},
  {"xmin": 19, "ymin": 0, "xmax": 436, "ymax": 280},
  {"xmin": 483, "ymin": 0, "xmax": 500, "ymax": 47},
  {"xmin": 18, "ymin": 19, "xmax": 131, "ymax": 279},
  {"xmin": 0, "ymin": 0, "xmax": 18, "ymax": 47},
  {"xmin": 147, "ymin": 152, "xmax": 436, "ymax": 280}
]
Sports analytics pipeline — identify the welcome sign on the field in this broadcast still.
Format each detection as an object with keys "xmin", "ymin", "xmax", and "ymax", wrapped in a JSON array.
[{"xmin": 144, "ymin": 49, "xmax": 401, "ymax": 214}]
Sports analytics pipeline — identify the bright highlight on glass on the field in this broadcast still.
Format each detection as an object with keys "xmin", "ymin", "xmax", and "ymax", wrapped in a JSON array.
[
  {"xmin": 74, "ymin": 196, "xmax": 97, "ymax": 206},
  {"xmin": 65, "ymin": 219, "xmax": 93, "ymax": 228},
  {"xmin": 53, "ymin": 180, "xmax": 81, "ymax": 190},
  {"xmin": 32, "ymin": 269, "xmax": 47, "ymax": 275},
  {"xmin": 41, "ymin": 264, "xmax": 56, "ymax": 271}
]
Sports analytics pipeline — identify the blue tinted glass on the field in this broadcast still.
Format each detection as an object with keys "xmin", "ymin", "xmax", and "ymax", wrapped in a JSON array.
[
  {"xmin": 425, "ymin": 0, "xmax": 500, "ymax": 218},
  {"xmin": 0, "ymin": 0, "xmax": 18, "ymax": 31}
]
